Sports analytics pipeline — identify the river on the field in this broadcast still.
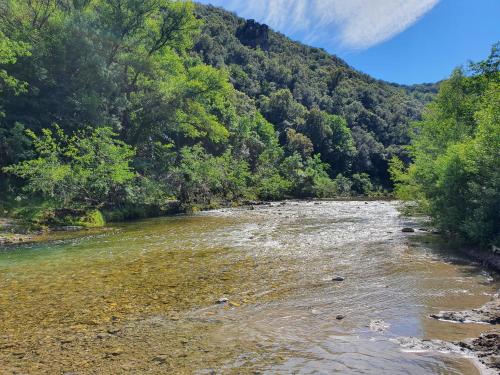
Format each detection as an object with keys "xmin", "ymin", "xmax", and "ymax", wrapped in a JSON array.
[{"xmin": 0, "ymin": 201, "xmax": 497, "ymax": 374}]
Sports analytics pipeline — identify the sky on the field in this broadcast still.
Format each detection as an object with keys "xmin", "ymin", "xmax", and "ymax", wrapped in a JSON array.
[{"xmin": 196, "ymin": 0, "xmax": 500, "ymax": 84}]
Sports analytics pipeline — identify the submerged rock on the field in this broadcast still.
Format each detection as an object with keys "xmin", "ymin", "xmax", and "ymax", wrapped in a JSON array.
[
  {"xmin": 107, "ymin": 327, "xmax": 121, "ymax": 335},
  {"xmin": 105, "ymin": 348, "xmax": 124, "ymax": 357},
  {"xmin": 152, "ymin": 355, "xmax": 169, "ymax": 365},
  {"xmin": 215, "ymin": 297, "xmax": 229, "ymax": 305},
  {"xmin": 430, "ymin": 300, "xmax": 500, "ymax": 324}
]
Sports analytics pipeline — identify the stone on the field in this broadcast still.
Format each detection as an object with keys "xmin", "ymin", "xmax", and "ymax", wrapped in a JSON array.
[
  {"xmin": 152, "ymin": 355, "xmax": 169, "ymax": 365},
  {"xmin": 430, "ymin": 300, "xmax": 500, "ymax": 324},
  {"xmin": 332, "ymin": 276, "xmax": 345, "ymax": 282},
  {"xmin": 236, "ymin": 19, "xmax": 270, "ymax": 50},
  {"xmin": 106, "ymin": 348, "xmax": 123, "ymax": 356},
  {"xmin": 216, "ymin": 297, "xmax": 229, "ymax": 304},
  {"xmin": 107, "ymin": 327, "xmax": 121, "ymax": 335},
  {"xmin": 336, "ymin": 315, "xmax": 345, "ymax": 320},
  {"xmin": 402, "ymin": 228, "xmax": 415, "ymax": 233}
]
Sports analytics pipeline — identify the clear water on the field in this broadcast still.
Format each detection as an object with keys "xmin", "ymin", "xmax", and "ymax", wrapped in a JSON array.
[{"xmin": 0, "ymin": 201, "xmax": 497, "ymax": 374}]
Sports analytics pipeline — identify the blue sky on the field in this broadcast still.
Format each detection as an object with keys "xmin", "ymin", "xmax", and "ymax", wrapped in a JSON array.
[{"xmin": 197, "ymin": 0, "xmax": 500, "ymax": 84}]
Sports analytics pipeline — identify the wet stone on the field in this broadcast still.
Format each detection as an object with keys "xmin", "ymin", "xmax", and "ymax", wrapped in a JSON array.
[
  {"xmin": 430, "ymin": 300, "xmax": 500, "ymax": 324},
  {"xmin": 105, "ymin": 348, "xmax": 123, "ymax": 357}
]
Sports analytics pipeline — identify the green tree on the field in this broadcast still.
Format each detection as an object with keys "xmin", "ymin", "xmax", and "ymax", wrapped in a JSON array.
[
  {"xmin": 260, "ymin": 89, "xmax": 307, "ymax": 131},
  {"xmin": 4, "ymin": 126, "xmax": 137, "ymax": 209},
  {"xmin": 172, "ymin": 145, "xmax": 250, "ymax": 205},
  {"xmin": 391, "ymin": 45, "xmax": 499, "ymax": 245},
  {"xmin": 0, "ymin": 30, "xmax": 30, "ymax": 95},
  {"xmin": 285, "ymin": 128, "xmax": 313, "ymax": 159},
  {"xmin": 302, "ymin": 108, "xmax": 356, "ymax": 175}
]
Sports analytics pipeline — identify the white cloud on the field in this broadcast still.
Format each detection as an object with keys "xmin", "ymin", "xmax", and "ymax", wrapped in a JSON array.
[{"xmin": 204, "ymin": 0, "xmax": 440, "ymax": 50}]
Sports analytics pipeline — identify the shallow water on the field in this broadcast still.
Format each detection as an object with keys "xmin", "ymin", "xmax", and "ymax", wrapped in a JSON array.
[{"xmin": 0, "ymin": 201, "xmax": 497, "ymax": 374}]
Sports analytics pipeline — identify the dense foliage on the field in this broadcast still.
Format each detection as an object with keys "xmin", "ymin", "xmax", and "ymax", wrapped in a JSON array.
[
  {"xmin": 0, "ymin": 1, "xmax": 435, "ymax": 225},
  {"xmin": 4, "ymin": 126, "xmax": 137, "ymax": 209},
  {"xmin": 391, "ymin": 45, "xmax": 499, "ymax": 246}
]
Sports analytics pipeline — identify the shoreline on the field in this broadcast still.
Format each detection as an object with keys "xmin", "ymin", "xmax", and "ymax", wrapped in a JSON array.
[{"xmin": 0, "ymin": 197, "xmax": 386, "ymax": 247}]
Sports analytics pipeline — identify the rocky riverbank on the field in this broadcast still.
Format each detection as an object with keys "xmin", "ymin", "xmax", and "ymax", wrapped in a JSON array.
[
  {"xmin": 424, "ymin": 300, "xmax": 500, "ymax": 373},
  {"xmin": 459, "ymin": 332, "xmax": 500, "ymax": 372},
  {"xmin": 431, "ymin": 300, "xmax": 500, "ymax": 324},
  {"xmin": 458, "ymin": 247, "xmax": 500, "ymax": 274},
  {"xmin": 396, "ymin": 333, "xmax": 500, "ymax": 374},
  {"xmin": 0, "ymin": 218, "xmax": 38, "ymax": 246},
  {"xmin": 0, "ymin": 217, "xmax": 92, "ymax": 246}
]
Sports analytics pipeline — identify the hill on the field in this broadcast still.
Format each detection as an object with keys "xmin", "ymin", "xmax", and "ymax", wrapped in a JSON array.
[{"xmin": 193, "ymin": 4, "xmax": 438, "ymax": 185}]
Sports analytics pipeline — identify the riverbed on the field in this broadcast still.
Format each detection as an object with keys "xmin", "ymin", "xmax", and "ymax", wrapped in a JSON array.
[{"xmin": 0, "ymin": 201, "xmax": 497, "ymax": 374}]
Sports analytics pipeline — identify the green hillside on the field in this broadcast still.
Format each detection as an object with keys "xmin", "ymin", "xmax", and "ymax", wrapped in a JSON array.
[{"xmin": 194, "ymin": 4, "xmax": 438, "ymax": 184}]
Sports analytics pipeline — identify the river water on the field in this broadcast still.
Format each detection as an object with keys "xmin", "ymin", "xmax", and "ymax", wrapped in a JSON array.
[{"xmin": 0, "ymin": 201, "xmax": 497, "ymax": 374}]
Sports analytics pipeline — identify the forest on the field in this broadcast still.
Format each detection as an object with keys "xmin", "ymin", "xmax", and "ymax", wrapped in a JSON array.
[{"xmin": 0, "ymin": 0, "xmax": 497, "ymax": 246}]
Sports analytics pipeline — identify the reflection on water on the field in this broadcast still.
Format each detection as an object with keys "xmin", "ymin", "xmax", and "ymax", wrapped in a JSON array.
[{"xmin": 0, "ymin": 201, "xmax": 497, "ymax": 374}]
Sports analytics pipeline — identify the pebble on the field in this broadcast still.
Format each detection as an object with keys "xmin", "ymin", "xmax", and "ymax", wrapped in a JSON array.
[
  {"xmin": 106, "ymin": 348, "xmax": 123, "ymax": 356},
  {"xmin": 107, "ymin": 328, "xmax": 121, "ymax": 335},
  {"xmin": 402, "ymin": 228, "xmax": 415, "ymax": 233},
  {"xmin": 152, "ymin": 355, "xmax": 169, "ymax": 365}
]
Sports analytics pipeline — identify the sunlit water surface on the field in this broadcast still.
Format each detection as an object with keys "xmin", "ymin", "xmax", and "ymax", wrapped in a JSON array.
[{"xmin": 0, "ymin": 201, "xmax": 497, "ymax": 374}]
